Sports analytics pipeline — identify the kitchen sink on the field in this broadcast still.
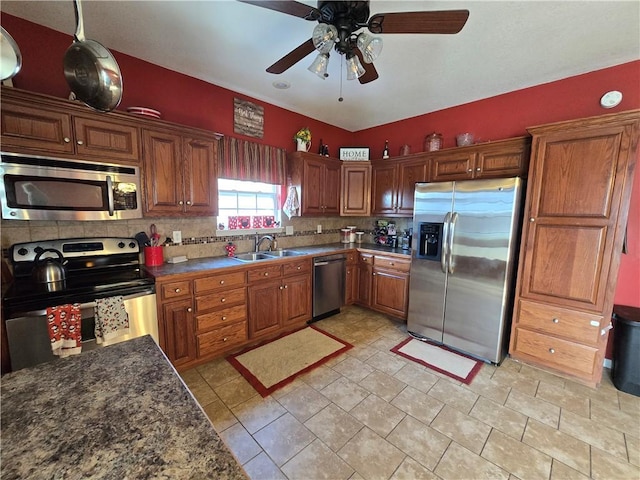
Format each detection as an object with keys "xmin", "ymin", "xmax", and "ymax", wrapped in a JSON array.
[
  {"xmin": 264, "ymin": 250, "xmax": 304, "ymax": 257},
  {"xmin": 233, "ymin": 252, "xmax": 273, "ymax": 262}
]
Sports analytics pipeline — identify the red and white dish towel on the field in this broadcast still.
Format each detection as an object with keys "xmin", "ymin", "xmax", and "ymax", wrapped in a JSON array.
[
  {"xmin": 46, "ymin": 304, "xmax": 82, "ymax": 357},
  {"xmin": 94, "ymin": 296, "xmax": 130, "ymax": 344}
]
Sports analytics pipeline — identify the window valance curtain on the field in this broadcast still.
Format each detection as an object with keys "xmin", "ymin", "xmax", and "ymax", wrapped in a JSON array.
[{"xmin": 218, "ymin": 136, "xmax": 287, "ymax": 185}]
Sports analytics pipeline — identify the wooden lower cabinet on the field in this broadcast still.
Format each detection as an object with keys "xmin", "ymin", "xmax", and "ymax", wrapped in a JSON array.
[
  {"xmin": 356, "ymin": 252, "xmax": 410, "ymax": 319},
  {"xmin": 344, "ymin": 251, "xmax": 359, "ymax": 305},
  {"xmin": 159, "ymin": 297, "xmax": 197, "ymax": 368},
  {"xmin": 248, "ymin": 278, "xmax": 283, "ymax": 338},
  {"xmin": 509, "ymin": 110, "xmax": 639, "ymax": 386},
  {"xmin": 356, "ymin": 253, "xmax": 373, "ymax": 307}
]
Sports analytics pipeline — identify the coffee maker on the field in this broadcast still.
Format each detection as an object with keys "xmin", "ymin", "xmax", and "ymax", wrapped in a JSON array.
[{"xmin": 400, "ymin": 229, "xmax": 412, "ymax": 250}]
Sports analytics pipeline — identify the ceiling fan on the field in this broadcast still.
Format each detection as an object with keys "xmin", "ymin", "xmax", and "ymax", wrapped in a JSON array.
[{"xmin": 238, "ymin": 1, "xmax": 469, "ymax": 84}]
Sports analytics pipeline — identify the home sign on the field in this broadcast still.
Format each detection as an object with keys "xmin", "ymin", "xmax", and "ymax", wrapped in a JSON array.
[{"xmin": 339, "ymin": 147, "xmax": 370, "ymax": 161}]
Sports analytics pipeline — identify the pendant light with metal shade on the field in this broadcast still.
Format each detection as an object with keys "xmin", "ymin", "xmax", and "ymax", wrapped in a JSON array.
[{"xmin": 0, "ymin": 27, "xmax": 22, "ymax": 82}]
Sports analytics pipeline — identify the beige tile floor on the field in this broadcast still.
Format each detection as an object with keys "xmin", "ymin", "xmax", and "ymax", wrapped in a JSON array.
[{"xmin": 181, "ymin": 306, "xmax": 640, "ymax": 480}]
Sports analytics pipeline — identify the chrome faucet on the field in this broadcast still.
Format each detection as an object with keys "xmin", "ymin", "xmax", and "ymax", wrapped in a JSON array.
[{"xmin": 254, "ymin": 235, "xmax": 274, "ymax": 252}]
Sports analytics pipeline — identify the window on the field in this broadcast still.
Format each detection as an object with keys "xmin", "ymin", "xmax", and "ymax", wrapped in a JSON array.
[{"xmin": 217, "ymin": 179, "xmax": 281, "ymax": 230}]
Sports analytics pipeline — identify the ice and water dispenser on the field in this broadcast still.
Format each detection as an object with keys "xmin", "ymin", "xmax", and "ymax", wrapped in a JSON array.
[{"xmin": 417, "ymin": 222, "xmax": 443, "ymax": 261}]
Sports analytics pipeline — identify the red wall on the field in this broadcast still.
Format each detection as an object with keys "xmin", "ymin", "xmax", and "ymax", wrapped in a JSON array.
[{"xmin": 4, "ymin": 15, "xmax": 639, "ymax": 337}]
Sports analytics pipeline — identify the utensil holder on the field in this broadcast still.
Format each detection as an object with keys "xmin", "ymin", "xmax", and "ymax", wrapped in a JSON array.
[{"xmin": 144, "ymin": 246, "xmax": 164, "ymax": 267}]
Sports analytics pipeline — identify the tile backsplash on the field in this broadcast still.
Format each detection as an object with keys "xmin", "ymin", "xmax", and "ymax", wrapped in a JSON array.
[{"xmin": 1, "ymin": 216, "xmax": 411, "ymax": 261}]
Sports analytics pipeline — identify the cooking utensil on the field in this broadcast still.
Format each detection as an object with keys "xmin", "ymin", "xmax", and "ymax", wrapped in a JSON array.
[
  {"xmin": 63, "ymin": 0, "xmax": 123, "ymax": 112},
  {"xmin": 149, "ymin": 224, "xmax": 160, "ymax": 246},
  {"xmin": 32, "ymin": 248, "xmax": 67, "ymax": 291},
  {"xmin": 0, "ymin": 26, "xmax": 22, "ymax": 81},
  {"xmin": 135, "ymin": 231, "xmax": 151, "ymax": 247}
]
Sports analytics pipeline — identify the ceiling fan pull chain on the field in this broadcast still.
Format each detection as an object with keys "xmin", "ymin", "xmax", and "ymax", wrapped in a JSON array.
[{"xmin": 338, "ymin": 55, "xmax": 344, "ymax": 102}]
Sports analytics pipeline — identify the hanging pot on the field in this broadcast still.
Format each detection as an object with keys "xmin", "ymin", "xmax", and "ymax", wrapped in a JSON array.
[
  {"xmin": 0, "ymin": 26, "xmax": 22, "ymax": 81},
  {"xmin": 63, "ymin": 0, "xmax": 122, "ymax": 112}
]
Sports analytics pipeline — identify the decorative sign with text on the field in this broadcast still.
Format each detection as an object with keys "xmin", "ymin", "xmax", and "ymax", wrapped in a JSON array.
[
  {"xmin": 339, "ymin": 147, "xmax": 370, "ymax": 161},
  {"xmin": 234, "ymin": 98, "xmax": 264, "ymax": 138}
]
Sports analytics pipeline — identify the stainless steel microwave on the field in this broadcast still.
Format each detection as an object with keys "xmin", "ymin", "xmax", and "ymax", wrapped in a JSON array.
[{"xmin": 0, "ymin": 152, "xmax": 142, "ymax": 221}]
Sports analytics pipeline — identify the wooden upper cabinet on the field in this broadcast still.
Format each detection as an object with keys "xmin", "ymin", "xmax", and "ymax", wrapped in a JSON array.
[
  {"xmin": 430, "ymin": 137, "xmax": 530, "ymax": 182},
  {"xmin": 72, "ymin": 116, "xmax": 140, "ymax": 163},
  {"xmin": 371, "ymin": 162, "xmax": 398, "ymax": 215},
  {"xmin": 396, "ymin": 158, "xmax": 430, "ymax": 215},
  {"xmin": 288, "ymin": 152, "xmax": 341, "ymax": 216},
  {"xmin": 510, "ymin": 109, "xmax": 639, "ymax": 387},
  {"xmin": 340, "ymin": 162, "xmax": 371, "ymax": 216},
  {"xmin": 371, "ymin": 156, "xmax": 429, "ymax": 217},
  {"xmin": 142, "ymin": 129, "xmax": 218, "ymax": 217}
]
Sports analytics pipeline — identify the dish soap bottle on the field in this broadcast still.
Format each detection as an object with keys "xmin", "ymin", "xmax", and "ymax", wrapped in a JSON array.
[{"xmin": 382, "ymin": 140, "xmax": 389, "ymax": 159}]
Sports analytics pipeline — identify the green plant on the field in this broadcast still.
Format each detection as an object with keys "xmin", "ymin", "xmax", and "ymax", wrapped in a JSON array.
[{"xmin": 294, "ymin": 127, "xmax": 311, "ymax": 143}]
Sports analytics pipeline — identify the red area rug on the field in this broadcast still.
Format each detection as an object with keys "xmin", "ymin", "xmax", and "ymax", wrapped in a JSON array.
[
  {"xmin": 391, "ymin": 337, "xmax": 483, "ymax": 385},
  {"xmin": 227, "ymin": 326, "xmax": 352, "ymax": 397}
]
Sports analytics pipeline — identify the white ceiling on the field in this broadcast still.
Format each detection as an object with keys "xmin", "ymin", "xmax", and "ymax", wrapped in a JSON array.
[{"xmin": 2, "ymin": 1, "xmax": 639, "ymax": 131}]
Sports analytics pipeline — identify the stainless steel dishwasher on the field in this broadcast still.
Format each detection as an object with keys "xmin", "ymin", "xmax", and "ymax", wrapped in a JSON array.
[{"xmin": 312, "ymin": 254, "xmax": 346, "ymax": 320}]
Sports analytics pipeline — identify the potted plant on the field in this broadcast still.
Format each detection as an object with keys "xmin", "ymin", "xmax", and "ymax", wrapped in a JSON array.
[{"xmin": 294, "ymin": 127, "xmax": 312, "ymax": 152}]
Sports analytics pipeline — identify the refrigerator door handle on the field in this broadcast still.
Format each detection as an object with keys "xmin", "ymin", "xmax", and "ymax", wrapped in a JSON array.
[
  {"xmin": 441, "ymin": 212, "xmax": 451, "ymax": 273},
  {"xmin": 448, "ymin": 212, "xmax": 459, "ymax": 274}
]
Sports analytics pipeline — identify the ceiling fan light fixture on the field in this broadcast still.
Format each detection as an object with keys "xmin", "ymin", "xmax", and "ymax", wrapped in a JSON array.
[
  {"xmin": 312, "ymin": 23, "xmax": 338, "ymax": 54},
  {"xmin": 308, "ymin": 53, "xmax": 330, "ymax": 79},
  {"xmin": 356, "ymin": 32, "xmax": 383, "ymax": 63},
  {"xmin": 345, "ymin": 53, "xmax": 365, "ymax": 81}
]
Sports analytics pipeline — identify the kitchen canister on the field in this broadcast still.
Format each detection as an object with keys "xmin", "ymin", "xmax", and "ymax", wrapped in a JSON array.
[
  {"xmin": 355, "ymin": 231, "xmax": 365, "ymax": 244},
  {"xmin": 341, "ymin": 229, "xmax": 351, "ymax": 244},
  {"xmin": 144, "ymin": 246, "xmax": 164, "ymax": 267},
  {"xmin": 346, "ymin": 226, "xmax": 357, "ymax": 242},
  {"xmin": 424, "ymin": 132, "xmax": 443, "ymax": 152}
]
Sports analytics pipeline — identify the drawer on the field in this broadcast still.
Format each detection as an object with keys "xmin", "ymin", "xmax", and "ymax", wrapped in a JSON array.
[
  {"xmin": 517, "ymin": 300, "xmax": 602, "ymax": 345},
  {"xmin": 512, "ymin": 327, "xmax": 599, "ymax": 377},
  {"xmin": 197, "ymin": 321, "xmax": 247, "ymax": 357},
  {"xmin": 196, "ymin": 304, "xmax": 246, "ymax": 332},
  {"xmin": 160, "ymin": 280, "xmax": 192, "ymax": 300},
  {"xmin": 248, "ymin": 264, "xmax": 283, "ymax": 282},
  {"xmin": 359, "ymin": 253, "xmax": 373, "ymax": 264},
  {"xmin": 196, "ymin": 287, "xmax": 246, "ymax": 311},
  {"xmin": 194, "ymin": 271, "xmax": 246, "ymax": 294},
  {"xmin": 373, "ymin": 255, "xmax": 411, "ymax": 272},
  {"xmin": 283, "ymin": 258, "xmax": 311, "ymax": 276}
]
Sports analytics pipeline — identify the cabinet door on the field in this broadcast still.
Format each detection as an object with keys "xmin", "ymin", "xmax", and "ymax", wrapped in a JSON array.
[
  {"xmin": 475, "ymin": 144, "xmax": 528, "ymax": 179},
  {"xmin": 0, "ymin": 102, "xmax": 74, "ymax": 154},
  {"xmin": 73, "ymin": 116, "xmax": 140, "ymax": 164},
  {"xmin": 372, "ymin": 269, "xmax": 409, "ymax": 319},
  {"xmin": 323, "ymin": 159, "xmax": 342, "ymax": 215},
  {"xmin": 183, "ymin": 136, "xmax": 218, "ymax": 215},
  {"xmin": 340, "ymin": 163, "xmax": 371, "ymax": 216},
  {"xmin": 345, "ymin": 264, "xmax": 359, "ymax": 305},
  {"xmin": 356, "ymin": 263, "xmax": 372, "ymax": 306},
  {"xmin": 161, "ymin": 299, "xmax": 196, "ymax": 367},
  {"xmin": 430, "ymin": 152, "xmax": 475, "ymax": 182},
  {"xmin": 371, "ymin": 163, "xmax": 398, "ymax": 215},
  {"xmin": 248, "ymin": 280, "xmax": 282, "ymax": 338},
  {"xmin": 301, "ymin": 158, "xmax": 325, "ymax": 214},
  {"xmin": 396, "ymin": 159, "xmax": 429, "ymax": 216},
  {"xmin": 142, "ymin": 129, "xmax": 184, "ymax": 215},
  {"xmin": 282, "ymin": 274, "xmax": 312, "ymax": 327}
]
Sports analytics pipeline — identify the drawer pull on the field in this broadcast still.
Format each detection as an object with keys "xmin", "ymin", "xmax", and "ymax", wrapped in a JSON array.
[
  {"xmin": 590, "ymin": 320, "xmax": 600, "ymax": 327},
  {"xmin": 221, "ymin": 316, "xmax": 227, "ymax": 321},
  {"xmin": 221, "ymin": 298, "xmax": 226, "ymax": 303},
  {"xmin": 187, "ymin": 307, "xmax": 192, "ymax": 313},
  {"xmin": 264, "ymin": 272, "xmax": 269, "ymax": 276},
  {"xmin": 548, "ymin": 348, "xmax": 555, "ymax": 354},
  {"xmin": 175, "ymin": 288, "xmax": 181, "ymax": 293},
  {"xmin": 223, "ymin": 337, "xmax": 228, "ymax": 342},
  {"xmin": 390, "ymin": 262, "xmax": 395, "ymax": 266},
  {"xmin": 297, "ymin": 266, "xmax": 301, "ymax": 270},
  {"xmin": 552, "ymin": 318, "xmax": 559, "ymax": 324},
  {"xmin": 220, "ymin": 280, "xmax": 225, "ymax": 285}
]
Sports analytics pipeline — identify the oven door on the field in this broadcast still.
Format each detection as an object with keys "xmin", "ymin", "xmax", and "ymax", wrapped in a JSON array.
[
  {"xmin": 0, "ymin": 153, "xmax": 142, "ymax": 221},
  {"xmin": 5, "ymin": 289, "xmax": 157, "ymax": 371}
]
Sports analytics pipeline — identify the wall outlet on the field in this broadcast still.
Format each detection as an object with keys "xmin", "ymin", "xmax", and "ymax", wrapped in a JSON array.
[
  {"xmin": 172, "ymin": 230, "xmax": 182, "ymax": 244},
  {"xmin": 285, "ymin": 225, "xmax": 294, "ymax": 235},
  {"xmin": 317, "ymin": 224, "xmax": 322, "ymax": 234}
]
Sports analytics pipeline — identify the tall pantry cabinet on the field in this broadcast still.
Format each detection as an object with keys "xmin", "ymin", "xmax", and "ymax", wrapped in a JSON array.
[{"xmin": 509, "ymin": 110, "xmax": 639, "ymax": 387}]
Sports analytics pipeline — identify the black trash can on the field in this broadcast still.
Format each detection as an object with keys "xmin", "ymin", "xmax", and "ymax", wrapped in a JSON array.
[{"xmin": 612, "ymin": 305, "xmax": 640, "ymax": 396}]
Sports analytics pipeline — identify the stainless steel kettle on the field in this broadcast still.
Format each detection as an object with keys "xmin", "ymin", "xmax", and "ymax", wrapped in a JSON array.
[{"xmin": 32, "ymin": 248, "xmax": 67, "ymax": 285}]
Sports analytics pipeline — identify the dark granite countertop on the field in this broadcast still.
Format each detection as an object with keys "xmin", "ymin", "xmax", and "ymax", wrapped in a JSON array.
[
  {"xmin": 145, "ymin": 242, "xmax": 411, "ymax": 279},
  {"xmin": 0, "ymin": 336, "xmax": 247, "ymax": 480}
]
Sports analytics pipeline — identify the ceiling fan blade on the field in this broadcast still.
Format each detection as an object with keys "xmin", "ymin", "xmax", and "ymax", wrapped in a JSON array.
[
  {"xmin": 237, "ymin": 1, "xmax": 320, "ymax": 20},
  {"xmin": 368, "ymin": 10, "xmax": 470, "ymax": 34},
  {"xmin": 354, "ymin": 49, "xmax": 379, "ymax": 84},
  {"xmin": 266, "ymin": 39, "xmax": 316, "ymax": 74}
]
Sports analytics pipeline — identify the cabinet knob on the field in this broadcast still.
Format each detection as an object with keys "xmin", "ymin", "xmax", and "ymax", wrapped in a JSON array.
[
  {"xmin": 178, "ymin": 201, "xmax": 184, "ymax": 205},
  {"xmin": 221, "ymin": 298, "xmax": 226, "ymax": 303},
  {"xmin": 175, "ymin": 288, "xmax": 181, "ymax": 293},
  {"xmin": 223, "ymin": 337, "xmax": 228, "ymax": 342},
  {"xmin": 64, "ymin": 137, "xmax": 71, "ymax": 143},
  {"xmin": 552, "ymin": 318, "xmax": 559, "ymax": 324},
  {"xmin": 264, "ymin": 272, "xmax": 269, "ymax": 277},
  {"xmin": 186, "ymin": 201, "xmax": 192, "ymax": 206},
  {"xmin": 390, "ymin": 262, "xmax": 395, "ymax": 266},
  {"xmin": 476, "ymin": 167, "xmax": 481, "ymax": 172},
  {"xmin": 467, "ymin": 169, "xmax": 473, "ymax": 173},
  {"xmin": 284, "ymin": 284, "xmax": 288, "ymax": 289},
  {"xmin": 529, "ymin": 217, "xmax": 535, "ymax": 222},
  {"xmin": 372, "ymin": 272, "xmax": 376, "ymax": 276},
  {"xmin": 548, "ymin": 348, "xmax": 555, "ymax": 354},
  {"xmin": 297, "ymin": 266, "xmax": 301, "ymax": 270},
  {"xmin": 187, "ymin": 307, "xmax": 192, "ymax": 313},
  {"xmin": 279, "ymin": 285, "xmax": 283, "ymax": 290},
  {"xmin": 221, "ymin": 316, "xmax": 227, "ymax": 321},
  {"xmin": 220, "ymin": 280, "xmax": 225, "ymax": 285},
  {"xmin": 76, "ymin": 140, "xmax": 84, "ymax": 145}
]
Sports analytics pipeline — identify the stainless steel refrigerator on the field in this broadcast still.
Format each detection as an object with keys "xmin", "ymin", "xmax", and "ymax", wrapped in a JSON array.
[{"xmin": 407, "ymin": 177, "xmax": 523, "ymax": 364}]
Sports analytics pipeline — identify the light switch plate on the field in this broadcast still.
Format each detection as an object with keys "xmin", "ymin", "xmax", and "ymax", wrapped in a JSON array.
[
  {"xmin": 172, "ymin": 230, "xmax": 182, "ymax": 244},
  {"xmin": 285, "ymin": 225, "xmax": 294, "ymax": 235}
]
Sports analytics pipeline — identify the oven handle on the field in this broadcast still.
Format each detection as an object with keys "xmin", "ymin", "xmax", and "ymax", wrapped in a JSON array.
[
  {"xmin": 8, "ymin": 288, "xmax": 155, "ymax": 318},
  {"xmin": 106, "ymin": 175, "xmax": 115, "ymax": 216}
]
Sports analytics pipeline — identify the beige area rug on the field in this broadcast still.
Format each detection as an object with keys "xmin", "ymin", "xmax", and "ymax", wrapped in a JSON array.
[
  {"xmin": 227, "ymin": 326, "xmax": 352, "ymax": 397},
  {"xmin": 391, "ymin": 338, "xmax": 483, "ymax": 385}
]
